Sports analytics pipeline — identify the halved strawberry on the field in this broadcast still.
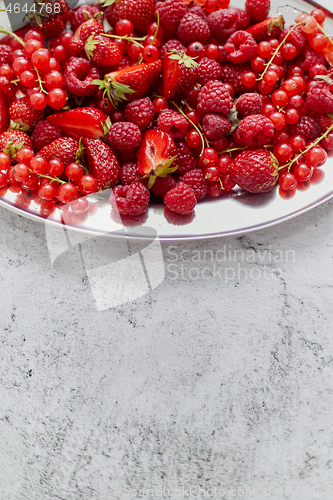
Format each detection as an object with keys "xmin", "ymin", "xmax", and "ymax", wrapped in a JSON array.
[
  {"xmin": 163, "ymin": 50, "xmax": 198, "ymax": 100},
  {"xmin": 92, "ymin": 59, "xmax": 162, "ymax": 106},
  {"xmin": 39, "ymin": 137, "xmax": 79, "ymax": 165},
  {"xmin": 0, "ymin": 93, "xmax": 9, "ymax": 135},
  {"xmin": 246, "ymin": 14, "xmax": 285, "ymax": 42},
  {"xmin": 83, "ymin": 138, "xmax": 120, "ymax": 190},
  {"xmin": 47, "ymin": 108, "xmax": 110, "ymax": 140},
  {"xmin": 137, "ymin": 129, "xmax": 177, "ymax": 188}
]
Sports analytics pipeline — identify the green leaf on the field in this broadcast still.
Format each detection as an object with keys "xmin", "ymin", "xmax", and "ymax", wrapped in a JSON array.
[
  {"xmin": 85, "ymin": 35, "xmax": 99, "ymax": 60},
  {"xmin": 155, "ymin": 157, "xmax": 177, "ymax": 177},
  {"xmin": 99, "ymin": 0, "xmax": 116, "ymax": 7},
  {"xmin": 111, "ymin": 81, "xmax": 135, "ymax": 101},
  {"xmin": 327, "ymin": 113, "xmax": 333, "ymax": 120},
  {"xmin": 102, "ymin": 116, "xmax": 112, "ymax": 135},
  {"xmin": 90, "ymin": 79, "xmax": 106, "ymax": 90},
  {"xmin": 148, "ymin": 175, "xmax": 156, "ymax": 190}
]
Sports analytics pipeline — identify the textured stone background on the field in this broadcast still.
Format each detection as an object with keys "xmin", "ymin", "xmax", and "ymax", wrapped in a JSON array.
[{"xmin": 0, "ymin": 196, "xmax": 333, "ymax": 500}]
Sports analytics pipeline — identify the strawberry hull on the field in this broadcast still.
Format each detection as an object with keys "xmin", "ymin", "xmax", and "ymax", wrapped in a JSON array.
[
  {"xmin": 246, "ymin": 14, "xmax": 285, "ymax": 42},
  {"xmin": 47, "ymin": 108, "xmax": 108, "ymax": 140}
]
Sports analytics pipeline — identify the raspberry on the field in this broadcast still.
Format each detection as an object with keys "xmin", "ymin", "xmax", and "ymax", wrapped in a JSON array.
[
  {"xmin": 224, "ymin": 31, "xmax": 257, "ymax": 64},
  {"xmin": 160, "ymin": 39, "xmax": 185, "ymax": 60},
  {"xmin": 301, "ymin": 46, "xmax": 327, "ymax": 72},
  {"xmin": 179, "ymin": 169, "xmax": 208, "ymax": 200},
  {"xmin": 120, "ymin": 162, "xmax": 140, "ymax": 185},
  {"xmin": 163, "ymin": 181, "xmax": 197, "ymax": 214},
  {"xmin": 208, "ymin": 9, "xmax": 250, "ymax": 43},
  {"xmin": 151, "ymin": 174, "xmax": 177, "ymax": 197},
  {"xmin": 220, "ymin": 63, "xmax": 257, "ymax": 94},
  {"xmin": 186, "ymin": 3, "xmax": 208, "ymax": 22},
  {"xmin": 109, "ymin": 182, "xmax": 150, "ymax": 216},
  {"xmin": 197, "ymin": 81, "xmax": 233, "ymax": 115},
  {"xmin": 156, "ymin": 0, "xmax": 187, "ymax": 32},
  {"xmin": 279, "ymin": 25, "xmax": 307, "ymax": 55},
  {"xmin": 288, "ymin": 115, "xmax": 321, "ymax": 141},
  {"xmin": 70, "ymin": 4, "xmax": 101, "ymax": 32},
  {"xmin": 177, "ymin": 13, "xmax": 211, "ymax": 46},
  {"xmin": 175, "ymin": 141, "xmax": 196, "ymax": 175},
  {"xmin": 114, "ymin": 54, "xmax": 133, "ymax": 70},
  {"xmin": 245, "ymin": 0, "xmax": 270, "ymax": 22},
  {"xmin": 197, "ymin": 57, "xmax": 222, "ymax": 86},
  {"xmin": 125, "ymin": 97, "xmax": 155, "ymax": 130},
  {"xmin": 202, "ymin": 113, "xmax": 232, "ymax": 140},
  {"xmin": 107, "ymin": 122, "xmax": 142, "ymax": 153},
  {"xmin": 32, "ymin": 120, "xmax": 62, "ymax": 152},
  {"xmin": 64, "ymin": 57, "xmax": 100, "ymax": 97},
  {"xmin": 157, "ymin": 109, "xmax": 189, "ymax": 140},
  {"xmin": 230, "ymin": 149, "xmax": 278, "ymax": 193},
  {"xmin": 311, "ymin": 113, "xmax": 333, "ymax": 133},
  {"xmin": 306, "ymin": 82, "xmax": 333, "ymax": 115},
  {"xmin": 236, "ymin": 93, "xmax": 263, "ymax": 116},
  {"xmin": 0, "ymin": 45, "xmax": 13, "ymax": 64},
  {"xmin": 236, "ymin": 114, "xmax": 274, "ymax": 147}
]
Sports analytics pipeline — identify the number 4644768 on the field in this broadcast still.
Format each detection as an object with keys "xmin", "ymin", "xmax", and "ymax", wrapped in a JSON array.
[{"xmin": 5, "ymin": 3, "xmax": 61, "ymax": 13}]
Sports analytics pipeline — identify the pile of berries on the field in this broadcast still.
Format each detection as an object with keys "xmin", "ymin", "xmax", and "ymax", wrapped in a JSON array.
[{"xmin": 0, "ymin": 0, "xmax": 333, "ymax": 221}]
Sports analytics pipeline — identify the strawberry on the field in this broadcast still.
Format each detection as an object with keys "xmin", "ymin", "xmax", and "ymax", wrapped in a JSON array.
[
  {"xmin": 28, "ymin": 0, "xmax": 71, "ymax": 38},
  {"xmin": 0, "ymin": 130, "xmax": 33, "ymax": 160},
  {"xmin": 163, "ymin": 51, "xmax": 198, "ymax": 100},
  {"xmin": 47, "ymin": 108, "xmax": 110, "ymax": 140},
  {"xmin": 75, "ymin": 18, "xmax": 105, "ymax": 43},
  {"xmin": 104, "ymin": 0, "xmax": 155, "ymax": 35},
  {"xmin": 137, "ymin": 129, "xmax": 177, "ymax": 189},
  {"xmin": 229, "ymin": 149, "xmax": 279, "ymax": 193},
  {"xmin": 39, "ymin": 137, "xmax": 79, "ymax": 166},
  {"xmin": 83, "ymin": 138, "xmax": 120, "ymax": 190},
  {"xmin": 85, "ymin": 35, "xmax": 121, "ymax": 67},
  {"xmin": 9, "ymin": 97, "xmax": 45, "ymax": 131},
  {"xmin": 92, "ymin": 59, "xmax": 162, "ymax": 106},
  {"xmin": 0, "ymin": 93, "xmax": 9, "ymax": 135},
  {"xmin": 246, "ymin": 14, "xmax": 285, "ymax": 42}
]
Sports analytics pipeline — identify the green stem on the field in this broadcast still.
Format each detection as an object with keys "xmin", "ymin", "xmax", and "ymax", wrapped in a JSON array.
[
  {"xmin": 37, "ymin": 173, "xmax": 66, "ymax": 184},
  {"xmin": 0, "ymin": 28, "xmax": 25, "ymax": 46},
  {"xmin": 35, "ymin": 68, "xmax": 47, "ymax": 94},
  {"xmin": 171, "ymin": 101, "xmax": 205, "ymax": 155},
  {"xmin": 152, "ymin": 11, "xmax": 160, "ymax": 45},
  {"xmin": 316, "ymin": 22, "xmax": 333, "ymax": 47},
  {"xmin": 102, "ymin": 33, "xmax": 145, "ymax": 48}
]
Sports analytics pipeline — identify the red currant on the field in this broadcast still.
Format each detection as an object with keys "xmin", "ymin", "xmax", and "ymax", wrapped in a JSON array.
[
  {"xmin": 205, "ymin": 44, "xmax": 219, "ymax": 60},
  {"xmin": 216, "ymin": 155, "xmax": 231, "ymax": 173},
  {"xmin": 269, "ymin": 112, "xmax": 286, "ymax": 130},
  {"xmin": 279, "ymin": 172, "xmax": 297, "ymax": 190},
  {"xmin": 153, "ymin": 97, "xmax": 168, "ymax": 113},
  {"xmin": 127, "ymin": 43, "xmax": 142, "ymax": 59},
  {"xmin": 65, "ymin": 163, "xmax": 84, "ymax": 181},
  {"xmin": 24, "ymin": 39, "xmax": 43, "ymax": 58},
  {"xmin": 285, "ymin": 108, "xmax": 299, "ymax": 125},
  {"xmin": 306, "ymin": 146, "xmax": 327, "ymax": 168},
  {"xmin": 257, "ymin": 41, "xmax": 271, "ymax": 58},
  {"xmin": 30, "ymin": 156, "xmax": 48, "ymax": 174},
  {"xmin": 242, "ymin": 71, "xmax": 256, "ymax": 87},
  {"xmin": 294, "ymin": 162, "xmax": 313, "ymax": 182},
  {"xmin": 44, "ymin": 70, "xmax": 65, "ymax": 90},
  {"xmin": 29, "ymin": 92, "xmax": 48, "ymax": 110},
  {"xmin": 115, "ymin": 19, "xmax": 134, "ymax": 37},
  {"xmin": 38, "ymin": 183, "xmax": 56, "ymax": 201},
  {"xmin": 271, "ymin": 90, "xmax": 288, "ymax": 107},
  {"xmin": 204, "ymin": 165, "xmax": 220, "ymax": 182},
  {"xmin": 0, "ymin": 172, "xmax": 8, "ymax": 188},
  {"xmin": 56, "ymin": 183, "xmax": 78, "ymax": 203},
  {"xmin": 16, "ymin": 148, "xmax": 34, "ymax": 164},
  {"xmin": 274, "ymin": 143, "xmax": 293, "ymax": 163},
  {"xmin": 78, "ymin": 175, "xmax": 98, "ymax": 195},
  {"xmin": 48, "ymin": 158, "xmax": 64, "ymax": 177},
  {"xmin": 281, "ymin": 42, "xmax": 297, "ymax": 60},
  {"xmin": 12, "ymin": 57, "xmax": 32, "ymax": 76},
  {"xmin": 0, "ymin": 152, "xmax": 11, "ymax": 170},
  {"xmin": 20, "ymin": 70, "xmax": 37, "ymax": 88},
  {"xmin": 142, "ymin": 45, "xmax": 159, "ymax": 62},
  {"xmin": 289, "ymin": 134, "xmax": 306, "ymax": 153},
  {"xmin": 31, "ymin": 48, "xmax": 51, "ymax": 70},
  {"xmin": 186, "ymin": 42, "xmax": 205, "ymax": 60},
  {"xmin": 47, "ymin": 88, "xmax": 66, "ymax": 109},
  {"xmin": 24, "ymin": 29, "xmax": 44, "ymax": 43},
  {"xmin": 53, "ymin": 45, "xmax": 67, "ymax": 62},
  {"xmin": 185, "ymin": 130, "xmax": 201, "ymax": 148}
]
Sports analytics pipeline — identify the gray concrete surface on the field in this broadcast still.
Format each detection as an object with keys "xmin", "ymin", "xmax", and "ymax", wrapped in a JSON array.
[{"xmin": 0, "ymin": 196, "xmax": 333, "ymax": 500}]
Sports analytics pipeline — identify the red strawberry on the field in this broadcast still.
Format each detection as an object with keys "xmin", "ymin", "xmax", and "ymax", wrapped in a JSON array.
[
  {"xmin": 93, "ymin": 60, "xmax": 162, "ymax": 106},
  {"xmin": 137, "ymin": 129, "xmax": 177, "ymax": 188},
  {"xmin": 229, "ymin": 149, "xmax": 279, "ymax": 193},
  {"xmin": 83, "ymin": 138, "xmax": 120, "ymax": 190},
  {"xmin": 9, "ymin": 97, "xmax": 45, "ymax": 131},
  {"xmin": 163, "ymin": 51, "xmax": 198, "ymax": 100},
  {"xmin": 85, "ymin": 35, "xmax": 121, "ymax": 67},
  {"xmin": 104, "ymin": 0, "xmax": 155, "ymax": 35},
  {"xmin": 28, "ymin": 0, "xmax": 70, "ymax": 38},
  {"xmin": 246, "ymin": 14, "xmax": 285, "ymax": 42},
  {"xmin": 0, "ymin": 130, "xmax": 33, "ymax": 160},
  {"xmin": 0, "ymin": 93, "xmax": 9, "ymax": 134},
  {"xmin": 70, "ymin": 4, "xmax": 102, "ymax": 32},
  {"xmin": 75, "ymin": 18, "xmax": 105, "ymax": 43},
  {"xmin": 39, "ymin": 137, "xmax": 79, "ymax": 165},
  {"xmin": 47, "ymin": 108, "xmax": 109, "ymax": 140}
]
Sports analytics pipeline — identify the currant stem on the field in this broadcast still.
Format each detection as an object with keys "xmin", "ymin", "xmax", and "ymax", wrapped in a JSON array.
[
  {"xmin": 171, "ymin": 101, "xmax": 205, "ymax": 155},
  {"xmin": 153, "ymin": 11, "xmax": 160, "ymax": 45},
  {"xmin": 35, "ymin": 68, "xmax": 47, "ymax": 94},
  {"xmin": 102, "ymin": 33, "xmax": 145, "ymax": 48},
  {"xmin": 281, "ymin": 122, "xmax": 333, "ymax": 171},
  {"xmin": 34, "ymin": 172, "xmax": 66, "ymax": 184},
  {"xmin": 316, "ymin": 22, "xmax": 333, "ymax": 47},
  {"xmin": 0, "ymin": 28, "xmax": 25, "ymax": 46},
  {"xmin": 257, "ymin": 22, "xmax": 303, "ymax": 81}
]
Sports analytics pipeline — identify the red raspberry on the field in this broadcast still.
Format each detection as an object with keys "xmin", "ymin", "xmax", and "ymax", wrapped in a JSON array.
[
  {"xmin": 197, "ymin": 81, "xmax": 233, "ymax": 115},
  {"xmin": 109, "ymin": 182, "xmax": 150, "ymax": 216},
  {"xmin": 301, "ymin": 46, "xmax": 327, "ymax": 72},
  {"xmin": 156, "ymin": 0, "xmax": 187, "ymax": 32},
  {"xmin": 224, "ymin": 31, "xmax": 257, "ymax": 64},
  {"xmin": 107, "ymin": 122, "xmax": 142, "ymax": 153},
  {"xmin": 230, "ymin": 149, "xmax": 278, "ymax": 193},
  {"xmin": 125, "ymin": 97, "xmax": 155, "ymax": 130},
  {"xmin": 0, "ymin": 45, "xmax": 13, "ymax": 64},
  {"xmin": 64, "ymin": 57, "xmax": 100, "ymax": 97},
  {"xmin": 186, "ymin": 3, "xmax": 208, "ymax": 21},
  {"xmin": 157, "ymin": 109, "xmax": 189, "ymax": 140},
  {"xmin": 236, "ymin": 93, "xmax": 263, "ymax": 117},
  {"xmin": 177, "ymin": 13, "xmax": 211, "ymax": 46},
  {"xmin": 179, "ymin": 169, "xmax": 208, "ymax": 200},
  {"xmin": 70, "ymin": 4, "xmax": 101, "ymax": 32},
  {"xmin": 113, "ymin": 54, "xmax": 133, "ymax": 70},
  {"xmin": 120, "ymin": 162, "xmax": 140, "ymax": 186},
  {"xmin": 197, "ymin": 57, "xmax": 222, "ymax": 86},
  {"xmin": 236, "ymin": 114, "xmax": 274, "ymax": 147},
  {"xmin": 207, "ymin": 9, "xmax": 250, "ymax": 43},
  {"xmin": 151, "ymin": 174, "xmax": 177, "ymax": 198},
  {"xmin": 220, "ymin": 63, "xmax": 257, "ymax": 94},
  {"xmin": 163, "ymin": 182, "xmax": 197, "ymax": 215},
  {"xmin": 288, "ymin": 115, "xmax": 321, "ymax": 141},
  {"xmin": 32, "ymin": 120, "xmax": 62, "ymax": 152},
  {"xmin": 279, "ymin": 25, "xmax": 307, "ymax": 55},
  {"xmin": 311, "ymin": 113, "xmax": 333, "ymax": 133},
  {"xmin": 175, "ymin": 141, "xmax": 196, "ymax": 175},
  {"xmin": 160, "ymin": 39, "xmax": 185, "ymax": 61},
  {"xmin": 202, "ymin": 113, "xmax": 231, "ymax": 140},
  {"xmin": 306, "ymin": 82, "xmax": 333, "ymax": 115},
  {"xmin": 245, "ymin": 0, "xmax": 270, "ymax": 22}
]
